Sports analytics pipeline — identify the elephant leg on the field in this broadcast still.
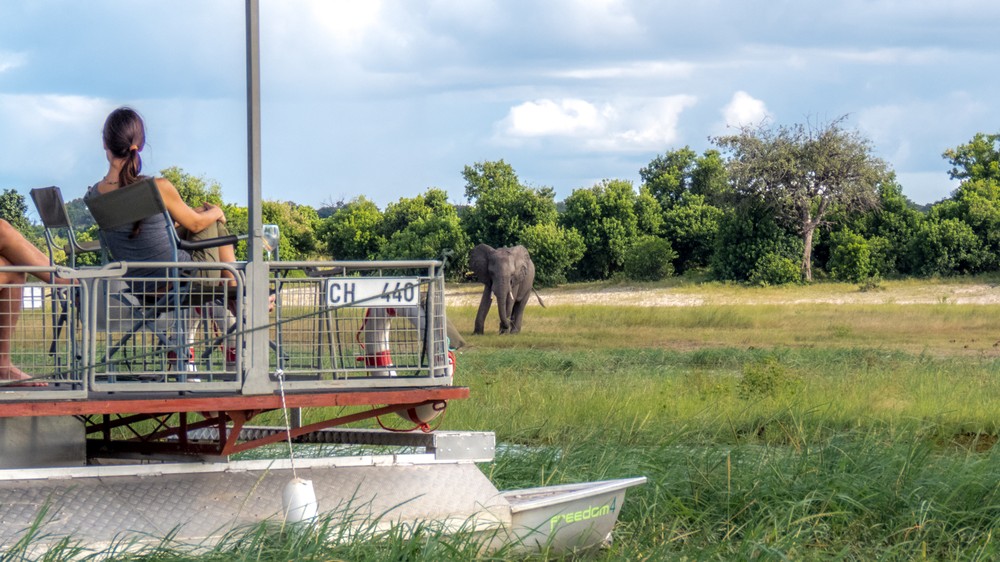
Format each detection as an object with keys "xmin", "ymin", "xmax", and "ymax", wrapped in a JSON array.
[
  {"xmin": 473, "ymin": 284, "xmax": 492, "ymax": 335},
  {"xmin": 510, "ymin": 297, "xmax": 529, "ymax": 334}
]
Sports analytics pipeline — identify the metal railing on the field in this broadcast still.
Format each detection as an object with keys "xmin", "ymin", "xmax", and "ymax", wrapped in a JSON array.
[{"xmin": 0, "ymin": 260, "xmax": 453, "ymax": 400}]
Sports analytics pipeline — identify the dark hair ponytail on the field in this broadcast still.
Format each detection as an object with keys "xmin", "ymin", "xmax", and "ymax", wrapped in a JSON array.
[{"xmin": 103, "ymin": 107, "xmax": 146, "ymax": 187}]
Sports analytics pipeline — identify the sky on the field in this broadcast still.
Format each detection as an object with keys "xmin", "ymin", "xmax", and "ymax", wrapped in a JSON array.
[{"xmin": 2, "ymin": 0, "xmax": 998, "ymax": 215}]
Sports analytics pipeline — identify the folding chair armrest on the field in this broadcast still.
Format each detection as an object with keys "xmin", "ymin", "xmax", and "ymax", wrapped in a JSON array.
[
  {"xmin": 176, "ymin": 234, "xmax": 241, "ymax": 252},
  {"xmin": 67, "ymin": 239, "xmax": 102, "ymax": 254}
]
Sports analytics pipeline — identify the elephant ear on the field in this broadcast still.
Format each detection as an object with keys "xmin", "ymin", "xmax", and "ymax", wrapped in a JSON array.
[
  {"xmin": 516, "ymin": 260, "xmax": 529, "ymax": 279},
  {"xmin": 469, "ymin": 244, "xmax": 492, "ymax": 275}
]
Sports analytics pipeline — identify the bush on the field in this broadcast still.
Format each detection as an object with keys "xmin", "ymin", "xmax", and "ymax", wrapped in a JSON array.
[
  {"xmin": 827, "ymin": 229, "xmax": 872, "ymax": 283},
  {"xmin": 737, "ymin": 356, "xmax": 801, "ymax": 399},
  {"xmin": 828, "ymin": 230, "xmax": 895, "ymax": 284},
  {"xmin": 622, "ymin": 236, "xmax": 676, "ymax": 281},
  {"xmin": 519, "ymin": 223, "xmax": 586, "ymax": 286},
  {"xmin": 748, "ymin": 253, "xmax": 800, "ymax": 286},
  {"xmin": 905, "ymin": 218, "xmax": 986, "ymax": 276},
  {"xmin": 711, "ymin": 206, "xmax": 803, "ymax": 282}
]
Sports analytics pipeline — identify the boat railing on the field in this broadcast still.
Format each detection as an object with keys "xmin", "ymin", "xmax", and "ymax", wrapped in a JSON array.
[{"xmin": 0, "ymin": 259, "xmax": 452, "ymax": 400}]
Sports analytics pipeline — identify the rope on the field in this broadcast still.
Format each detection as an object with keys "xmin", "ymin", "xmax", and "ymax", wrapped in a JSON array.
[{"xmin": 275, "ymin": 368, "xmax": 299, "ymax": 479}]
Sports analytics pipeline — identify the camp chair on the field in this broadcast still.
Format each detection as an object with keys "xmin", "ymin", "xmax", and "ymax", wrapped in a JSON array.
[
  {"xmin": 84, "ymin": 178, "xmax": 241, "ymax": 380},
  {"xmin": 31, "ymin": 186, "xmax": 102, "ymax": 267},
  {"xmin": 29, "ymin": 186, "xmax": 102, "ymax": 374}
]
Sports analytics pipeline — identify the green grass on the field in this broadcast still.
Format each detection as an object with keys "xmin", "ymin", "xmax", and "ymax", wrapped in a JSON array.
[
  {"xmin": 7, "ymin": 290, "xmax": 1000, "ymax": 560},
  {"xmin": 436, "ymin": 300, "xmax": 1000, "ymax": 559}
]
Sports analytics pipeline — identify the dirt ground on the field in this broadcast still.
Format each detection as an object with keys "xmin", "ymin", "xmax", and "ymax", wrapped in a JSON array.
[{"xmin": 445, "ymin": 281, "xmax": 1000, "ymax": 307}]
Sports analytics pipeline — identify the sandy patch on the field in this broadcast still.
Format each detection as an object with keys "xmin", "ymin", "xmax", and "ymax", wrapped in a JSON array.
[{"xmin": 445, "ymin": 283, "xmax": 1000, "ymax": 307}]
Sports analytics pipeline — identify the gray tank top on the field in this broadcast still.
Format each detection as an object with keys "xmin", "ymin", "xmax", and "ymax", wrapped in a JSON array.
[{"xmin": 86, "ymin": 182, "xmax": 192, "ymax": 284}]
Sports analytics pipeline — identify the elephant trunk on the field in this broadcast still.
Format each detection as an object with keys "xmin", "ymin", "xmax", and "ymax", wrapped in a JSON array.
[{"xmin": 494, "ymin": 276, "xmax": 513, "ymax": 334}]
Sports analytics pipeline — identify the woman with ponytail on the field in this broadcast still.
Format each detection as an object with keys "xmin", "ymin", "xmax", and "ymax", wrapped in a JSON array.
[
  {"xmin": 87, "ymin": 107, "xmax": 243, "ymax": 364},
  {"xmin": 88, "ymin": 107, "xmax": 237, "ymax": 271}
]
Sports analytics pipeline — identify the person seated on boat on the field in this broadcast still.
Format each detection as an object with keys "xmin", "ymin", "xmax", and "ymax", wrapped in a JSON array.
[
  {"xmin": 0, "ymin": 219, "xmax": 74, "ymax": 387},
  {"xmin": 86, "ymin": 107, "xmax": 237, "ymax": 287},
  {"xmin": 86, "ymin": 107, "xmax": 241, "ymax": 358}
]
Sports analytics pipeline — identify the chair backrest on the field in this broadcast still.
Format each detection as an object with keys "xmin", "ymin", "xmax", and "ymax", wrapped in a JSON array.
[
  {"xmin": 31, "ymin": 186, "xmax": 72, "ymax": 229},
  {"xmin": 30, "ymin": 186, "xmax": 102, "ymax": 266},
  {"xmin": 84, "ymin": 178, "xmax": 180, "ymax": 263},
  {"xmin": 85, "ymin": 178, "xmax": 171, "ymax": 230},
  {"xmin": 85, "ymin": 177, "xmax": 240, "ymax": 261}
]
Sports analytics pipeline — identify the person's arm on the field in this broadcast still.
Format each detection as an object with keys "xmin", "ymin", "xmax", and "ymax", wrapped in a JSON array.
[{"xmin": 154, "ymin": 177, "xmax": 225, "ymax": 233}]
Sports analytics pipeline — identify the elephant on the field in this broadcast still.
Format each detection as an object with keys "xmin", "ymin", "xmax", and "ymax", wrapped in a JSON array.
[{"xmin": 468, "ymin": 244, "xmax": 545, "ymax": 335}]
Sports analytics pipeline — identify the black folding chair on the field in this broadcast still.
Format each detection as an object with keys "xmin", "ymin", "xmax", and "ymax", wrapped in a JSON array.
[
  {"xmin": 31, "ymin": 186, "xmax": 103, "ymax": 266},
  {"xmin": 84, "ymin": 178, "xmax": 241, "ymax": 377},
  {"xmin": 29, "ymin": 186, "xmax": 100, "ymax": 372}
]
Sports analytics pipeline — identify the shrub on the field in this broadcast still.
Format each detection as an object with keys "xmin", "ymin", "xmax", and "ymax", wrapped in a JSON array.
[
  {"xmin": 519, "ymin": 223, "xmax": 586, "ymax": 286},
  {"xmin": 905, "ymin": 217, "xmax": 986, "ymax": 276},
  {"xmin": 737, "ymin": 356, "xmax": 800, "ymax": 399},
  {"xmin": 711, "ymin": 206, "xmax": 802, "ymax": 282},
  {"xmin": 622, "ymin": 236, "xmax": 676, "ymax": 281},
  {"xmin": 748, "ymin": 253, "xmax": 800, "ymax": 286},
  {"xmin": 827, "ymin": 229, "xmax": 872, "ymax": 283}
]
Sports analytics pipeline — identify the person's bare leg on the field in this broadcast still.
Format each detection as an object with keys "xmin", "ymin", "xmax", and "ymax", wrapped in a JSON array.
[
  {"xmin": 0, "ymin": 267, "xmax": 44, "ymax": 386},
  {"xmin": 0, "ymin": 219, "xmax": 70, "ymax": 285}
]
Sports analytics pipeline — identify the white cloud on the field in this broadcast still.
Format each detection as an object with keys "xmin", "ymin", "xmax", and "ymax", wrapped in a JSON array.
[
  {"xmin": 303, "ymin": 0, "xmax": 385, "ymax": 53},
  {"xmin": 856, "ymin": 95, "xmax": 989, "ymax": 169},
  {"xmin": 551, "ymin": 0, "xmax": 640, "ymax": 39},
  {"xmin": 826, "ymin": 47, "xmax": 949, "ymax": 65},
  {"xmin": 497, "ymin": 95, "xmax": 696, "ymax": 151},
  {"xmin": 0, "ymin": 51, "xmax": 26, "ymax": 73},
  {"xmin": 503, "ymin": 98, "xmax": 607, "ymax": 137},
  {"xmin": 720, "ymin": 91, "xmax": 770, "ymax": 129},
  {"xmin": 551, "ymin": 61, "xmax": 695, "ymax": 80}
]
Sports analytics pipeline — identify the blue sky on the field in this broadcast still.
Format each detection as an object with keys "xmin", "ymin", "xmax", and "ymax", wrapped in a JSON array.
[{"xmin": 2, "ymin": 1, "xmax": 998, "ymax": 214}]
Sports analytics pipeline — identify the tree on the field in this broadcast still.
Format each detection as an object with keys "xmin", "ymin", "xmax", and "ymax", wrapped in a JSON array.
[
  {"xmin": 461, "ymin": 160, "xmax": 558, "ymax": 248},
  {"xmin": 317, "ymin": 196, "xmax": 385, "ymax": 260},
  {"xmin": 660, "ymin": 193, "xmax": 723, "ymax": 273},
  {"xmin": 640, "ymin": 147, "xmax": 731, "ymax": 207},
  {"xmin": 713, "ymin": 118, "xmax": 889, "ymax": 281},
  {"xmin": 943, "ymin": 132, "xmax": 1000, "ymax": 183},
  {"xmin": 160, "ymin": 166, "xmax": 224, "ymax": 207},
  {"xmin": 640, "ymin": 147, "xmax": 698, "ymax": 205},
  {"xmin": 0, "ymin": 189, "xmax": 31, "ymax": 233},
  {"xmin": 381, "ymin": 188, "xmax": 453, "ymax": 237},
  {"xmin": 379, "ymin": 189, "xmax": 471, "ymax": 276},
  {"xmin": 518, "ymin": 223, "xmax": 585, "ymax": 286},
  {"xmin": 262, "ymin": 200, "xmax": 321, "ymax": 261},
  {"xmin": 934, "ymin": 134, "xmax": 1000, "ymax": 271},
  {"xmin": 560, "ymin": 179, "xmax": 643, "ymax": 280},
  {"xmin": 711, "ymin": 203, "xmax": 802, "ymax": 282}
]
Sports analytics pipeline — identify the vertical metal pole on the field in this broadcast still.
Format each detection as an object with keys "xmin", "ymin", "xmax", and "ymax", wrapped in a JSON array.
[{"xmin": 243, "ymin": 0, "xmax": 271, "ymax": 394}]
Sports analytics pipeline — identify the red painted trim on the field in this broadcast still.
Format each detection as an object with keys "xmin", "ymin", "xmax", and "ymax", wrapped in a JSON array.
[{"xmin": 0, "ymin": 387, "xmax": 469, "ymax": 418}]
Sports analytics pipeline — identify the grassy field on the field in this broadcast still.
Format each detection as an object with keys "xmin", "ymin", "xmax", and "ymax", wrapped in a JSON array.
[
  {"xmin": 7, "ymin": 280, "xmax": 1000, "ymax": 560},
  {"xmin": 435, "ymin": 287, "xmax": 1000, "ymax": 560}
]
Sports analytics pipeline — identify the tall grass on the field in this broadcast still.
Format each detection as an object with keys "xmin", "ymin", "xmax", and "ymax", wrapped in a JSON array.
[
  {"xmin": 439, "ymin": 299, "xmax": 1000, "ymax": 559},
  {"xmin": 445, "ymin": 346, "xmax": 1000, "ymax": 447}
]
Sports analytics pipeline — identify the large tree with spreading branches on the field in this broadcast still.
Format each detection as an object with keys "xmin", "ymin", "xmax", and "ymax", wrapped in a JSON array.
[{"xmin": 713, "ymin": 117, "xmax": 889, "ymax": 281}]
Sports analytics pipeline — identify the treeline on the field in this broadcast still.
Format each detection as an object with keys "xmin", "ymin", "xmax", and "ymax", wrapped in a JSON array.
[{"xmin": 9, "ymin": 121, "xmax": 1000, "ymax": 286}]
